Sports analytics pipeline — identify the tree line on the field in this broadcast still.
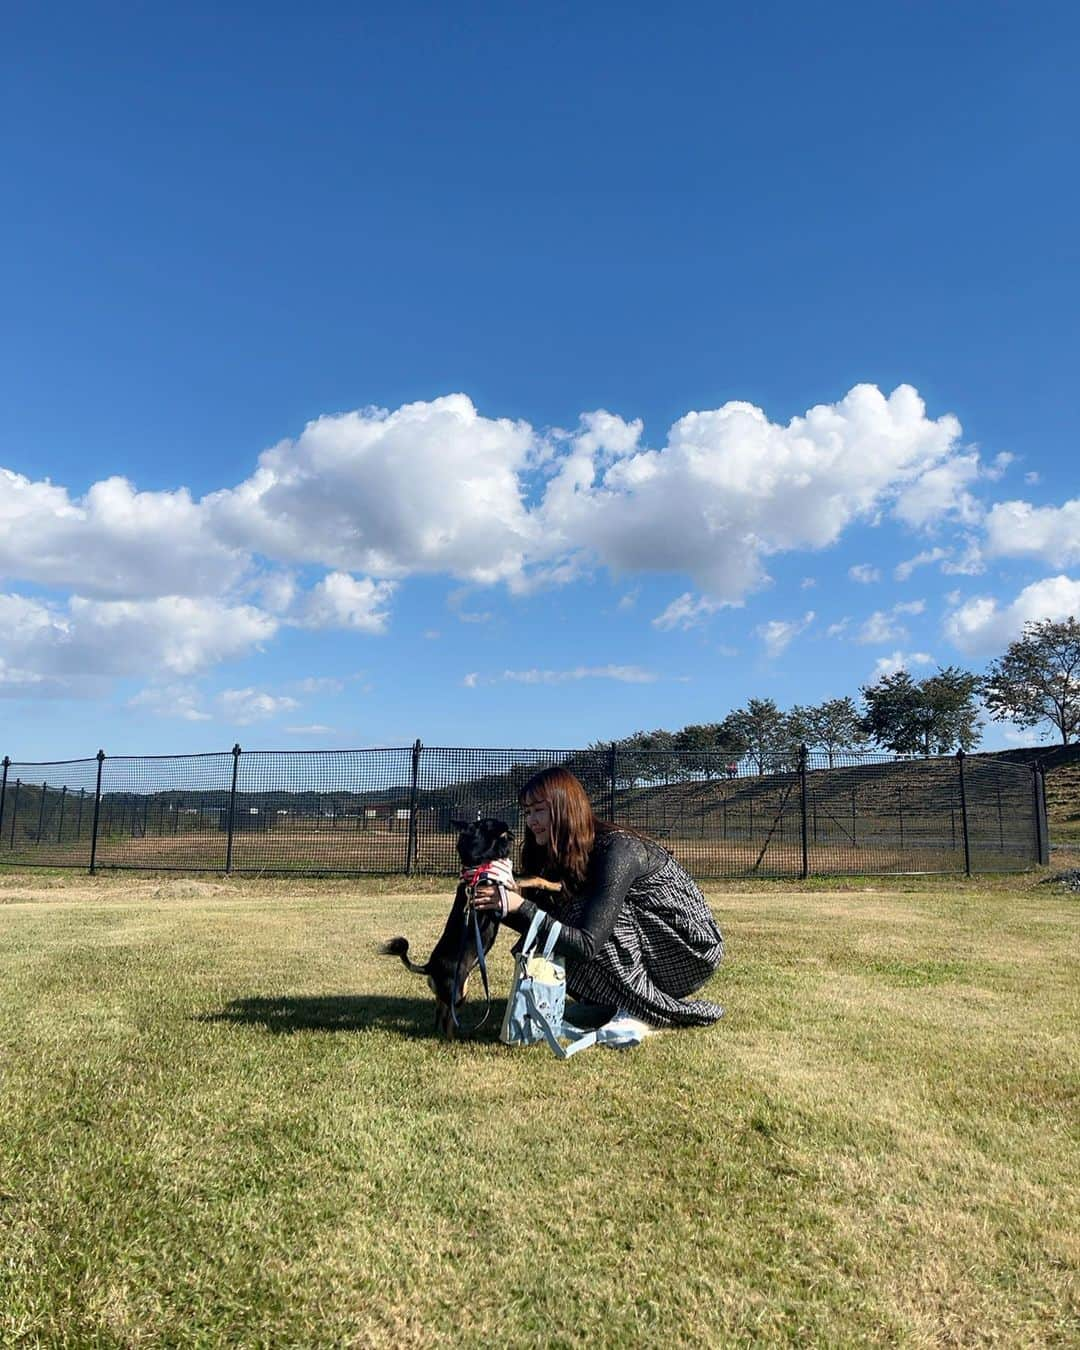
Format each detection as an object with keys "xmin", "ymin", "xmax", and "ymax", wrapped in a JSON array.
[{"xmin": 596, "ymin": 617, "xmax": 1080, "ymax": 772}]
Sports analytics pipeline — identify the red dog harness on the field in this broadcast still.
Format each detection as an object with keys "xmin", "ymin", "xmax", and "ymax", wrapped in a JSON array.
[{"xmin": 461, "ymin": 862, "xmax": 508, "ymax": 916}]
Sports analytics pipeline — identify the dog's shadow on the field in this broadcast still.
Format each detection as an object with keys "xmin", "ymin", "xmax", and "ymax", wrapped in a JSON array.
[{"xmin": 198, "ymin": 994, "xmax": 506, "ymax": 1041}]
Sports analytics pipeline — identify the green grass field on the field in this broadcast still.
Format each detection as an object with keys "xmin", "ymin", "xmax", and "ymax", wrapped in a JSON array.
[{"xmin": 0, "ymin": 869, "xmax": 1077, "ymax": 1347}]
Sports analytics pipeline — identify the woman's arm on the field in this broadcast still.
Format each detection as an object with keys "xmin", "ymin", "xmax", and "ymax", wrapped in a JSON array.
[{"xmin": 497, "ymin": 834, "xmax": 650, "ymax": 961}]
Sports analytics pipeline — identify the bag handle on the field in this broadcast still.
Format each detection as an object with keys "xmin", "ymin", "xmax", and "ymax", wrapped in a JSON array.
[
  {"xmin": 521, "ymin": 908, "xmax": 546, "ymax": 954},
  {"xmin": 541, "ymin": 919, "xmax": 561, "ymax": 959}
]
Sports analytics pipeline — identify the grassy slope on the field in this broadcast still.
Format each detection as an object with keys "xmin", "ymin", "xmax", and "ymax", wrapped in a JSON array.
[{"xmin": 0, "ymin": 871, "xmax": 1077, "ymax": 1348}]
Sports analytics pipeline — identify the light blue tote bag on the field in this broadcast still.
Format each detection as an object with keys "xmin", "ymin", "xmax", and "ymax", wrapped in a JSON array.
[{"xmin": 500, "ymin": 911, "xmax": 645, "ymax": 1058}]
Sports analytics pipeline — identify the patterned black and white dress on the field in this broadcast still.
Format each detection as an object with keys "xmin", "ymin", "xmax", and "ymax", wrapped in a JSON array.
[{"xmin": 507, "ymin": 831, "xmax": 724, "ymax": 1028}]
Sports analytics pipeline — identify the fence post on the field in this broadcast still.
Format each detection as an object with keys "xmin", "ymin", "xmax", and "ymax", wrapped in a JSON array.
[
  {"xmin": 0, "ymin": 757, "xmax": 8, "ymax": 849},
  {"xmin": 405, "ymin": 739, "xmax": 422, "ymax": 875},
  {"xmin": 225, "ymin": 744, "xmax": 241, "ymax": 875},
  {"xmin": 9, "ymin": 781, "xmax": 20, "ymax": 848},
  {"xmin": 36, "ymin": 782, "xmax": 47, "ymax": 844},
  {"xmin": 957, "ymin": 749, "xmax": 971, "ymax": 877},
  {"xmin": 798, "ymin": 745, "xmax": 809, "ymax": 879},
  {"xmin": 89, "ymin": 750, "xmax": 105, "ymax": 875},
  {"xmin": 1033, "ymin": 761, "xmax": 1049, "ymax": 866},
  {"xmin": 608, "ymin": 743, "xmax": 617, "ymax": 823},
  {"xmin": 57, "ymin": 786, "xmax": 67, "ymax": 843}
]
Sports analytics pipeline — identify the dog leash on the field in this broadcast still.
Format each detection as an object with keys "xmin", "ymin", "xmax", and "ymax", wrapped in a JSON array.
[{"xmin": 448, "ymin": 866, "xmax": 500, "ymax": 1034}]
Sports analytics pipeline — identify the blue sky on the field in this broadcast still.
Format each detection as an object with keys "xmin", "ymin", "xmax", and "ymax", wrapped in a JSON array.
[{"xmin": 3, "ymin": 0, "xmax": 1078, "ymax": 761}]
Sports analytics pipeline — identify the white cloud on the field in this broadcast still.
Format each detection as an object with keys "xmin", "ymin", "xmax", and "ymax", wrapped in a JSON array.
[
  {"xmin": 858, "ymin": 610, "xmax": 905, "ymax": 644},
  {"xmin": 1024, "ymin": 471, "xmax": 1041, "ymax": 485},
  {"xmin": 856, "ymin": 600, "xmax": 924, "ymax": 645},
  {"xmin": 295, "ymin": 573, "xmax": 395, "ymax": 633},
  {"xmin": 0, "ymin": 592, "xmax": 277, "ymax": 680},
  {"xmin": 849, "ymin": 564, "xmax": 881, "ymax": 584},
  {"xmin": 204, "ymin": 394, "xmax": 538, "ymax": 586},
  {"xmin": 943, "ymin": 575, "xmax": 1080, "ymax": 654},
  {"xmin": 984, "ymin": 499, "xmax": 1080, "ymax": 568},
  {"xmin": 462, "ymin": 672, "xmax": 480, "ymax": 688},
  {"xmin": 256, "ymin": 571, "xmax": 299, "ymax": 614},
  {"xmin": 756, "ymin": 611, "xmax": 815, "ymax": 657},
  {"xmin": 501, "ymin": 665, "xmax": 659, "ymax": 685},
  {"xmin": 219, "ymin": 688, "xmax": 300, "ymax": 725},
  {"xmin": 894, "ymin": 547, "xmax": 949, "ymax": 581},
  {"xmin": 893, "ymin": 451, "xmax": 982, "ymax": 528},
  {"xmin": 540, "ymin": 383, "xmax": 964, "ymax": 602},
  {"xmin": 826, "ymin": 619, "xmax": 850, "ymax": 638},
  {"xmin": 290, "ymin": 676, "xmax": 345, "ymax": 695},
  {"xmin": 2, "ymin": 384, "xmax": 975, "ymax": 626},
  {"xmin": 940, "ymin": 536, "xmax": 985, "ymax": 575},
  {"xmin": 872, "ymin": 650, "xmax": 934, "ymax": 677},
  {"xmin": 285, "ymin": 724, "xmax": 335, "ymax": 735},
  {"xmin": 128, "ymin": 684, "xmax": 212, "ymax": 722},
  {"xmin": 986, "ymin": 451, "xmax": 1014, "ymax": 481},
  {"xmin": 800, "ymin": 577, "xmax": 817, "ymax": 589},
  {"xmin": 0, "ymin": 469, "xmax": 248, "ymax": 598},
  {"xmin": 652, "ymin": 592, "xmax": 730, "ymax": 630}
]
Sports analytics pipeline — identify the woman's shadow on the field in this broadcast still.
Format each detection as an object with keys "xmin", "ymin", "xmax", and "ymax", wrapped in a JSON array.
[{"xmin": 198, "ymin": 994, "xmax": 505, "ymax": 1041}]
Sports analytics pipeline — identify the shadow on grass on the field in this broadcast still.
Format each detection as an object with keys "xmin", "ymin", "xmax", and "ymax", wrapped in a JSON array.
[{"xmin": 198, "ymin": 994, "xmax": 506, "ymax": 1041}]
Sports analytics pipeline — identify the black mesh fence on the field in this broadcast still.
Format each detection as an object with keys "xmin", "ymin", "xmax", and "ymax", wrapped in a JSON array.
[
  {"xmin": 0, "ymin": 757, "xmax": 100, "ymax": 868},
  {"xmin": 0, "ymin": 744, "xmax": 1046, "ymax": 879}
]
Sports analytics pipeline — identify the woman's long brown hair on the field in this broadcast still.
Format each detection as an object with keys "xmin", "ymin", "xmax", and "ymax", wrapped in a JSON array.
[{"xmin": 518, "ymin": 766, "xmax": 615, "ymax": 888}]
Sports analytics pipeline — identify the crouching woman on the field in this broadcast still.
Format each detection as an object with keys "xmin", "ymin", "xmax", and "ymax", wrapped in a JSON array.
[{"xmin": 472, "ymin": 767, "xmax": 724, "ymax": 1033}]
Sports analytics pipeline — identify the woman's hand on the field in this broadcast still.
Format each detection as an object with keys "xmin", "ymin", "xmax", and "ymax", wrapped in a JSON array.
[{"xmin": 471, "ymin": 859, "xmax": 524, "ymax": 916}]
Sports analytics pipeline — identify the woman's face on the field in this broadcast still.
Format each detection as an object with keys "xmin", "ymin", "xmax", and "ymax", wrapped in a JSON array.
[{"xmin": 522, "ymin": 795, "xmax": 552, "ymax": 847}]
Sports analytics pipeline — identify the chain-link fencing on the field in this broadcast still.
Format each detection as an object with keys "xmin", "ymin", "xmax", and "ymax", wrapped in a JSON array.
[{"xmin": 0, "ymin": 744, "xmax": 1048, "ymax": 879}]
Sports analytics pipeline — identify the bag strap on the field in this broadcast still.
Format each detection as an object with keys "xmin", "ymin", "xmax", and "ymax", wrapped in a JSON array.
[
  {"xmin": 521, "ymin": 908, "xmax": 546, "ymax": 954},
  {"xmin": 540, "ymin": 919, "xmax": 561, "ymax": 958}
]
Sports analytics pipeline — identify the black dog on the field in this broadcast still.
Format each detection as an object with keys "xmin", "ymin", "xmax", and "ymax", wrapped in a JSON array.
[{"xmin": 380, "ymin": 817, "xmax": 560, "ymax": 1039}]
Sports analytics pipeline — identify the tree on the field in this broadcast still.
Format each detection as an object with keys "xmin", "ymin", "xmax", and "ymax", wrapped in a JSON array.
[
  {"xmin": 860, "ymin": 667, "xmax": 982, "ymax": 756},
  {"xmin": 673, "ymin": 721, "xmax": 750, "ymax": 776},
  {"xmin": 982, "ymin": 617, "xmax": 1080, "ymax": 746},
  {"xmin": 788, "ymin": 697, "xmax": 869, "ymax": 767},
  {"xmin": 725, "ymin": 698, "xmax": 787, "ymax": 774}
]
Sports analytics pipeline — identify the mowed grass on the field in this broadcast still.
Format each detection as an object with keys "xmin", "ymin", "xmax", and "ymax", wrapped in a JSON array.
[{"xmin": 0, "ymin": 871, "xmax": 1077, "ymax": 1348}]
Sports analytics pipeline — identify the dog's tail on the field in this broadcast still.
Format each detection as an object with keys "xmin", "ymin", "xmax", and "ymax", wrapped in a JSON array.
[{"xmin": 379, "ymin": 936, "xmax": 429, "ymax": 976}]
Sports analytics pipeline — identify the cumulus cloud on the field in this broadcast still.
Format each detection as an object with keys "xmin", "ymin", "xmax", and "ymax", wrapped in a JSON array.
[
  {"xmin": 0, "ymin": 470, "xmax": 248, "ymax": 598},
  {"xmin": 219, "ymin": 688, "xmax": 300, "ymax": 725},
  {"xmin": 984, "ymin": 499, "xmax": 1080, "ymax": 568},
  {"xmin": 204, "ymin": 394, "xmax": 538, "ymax": 586},
  {"xmin": 2, "ymin": 382, "xmax": 1005, "ymax": 697},
  {"xmin": 872, "ymin": 650, "xmax": 934, "ymax": 677},
  {"xmin": 757, "ymin": 611, "xmax": 815, "ymax": 657},
  {"xmin": 539, "ymin": 383, "xmax": 963, "ymax": 602},
  {"xmin": 0, "ymin": 592, "xmax": 277, "ymax": 680},
  {"xmin": 294, "ymin": 573, "xmax": 396, "ymax": 633},
  {"xmin": 855, "ymin": 599, "xmax": 925, "ymax": 645},
  {"xmin": 943, "ymin": 575, "xmax": 1080, "ymax": 654},
  {"xmin": 849, "ymin": 564, "xmax": 881, "ymax": 584},
  {"xmin": 893, "ymin": 451, "xmax": 982, "ymax": 528},
  {"xmin": 285, "ymin": 724, "xmax": 335, "ymax": 735}
]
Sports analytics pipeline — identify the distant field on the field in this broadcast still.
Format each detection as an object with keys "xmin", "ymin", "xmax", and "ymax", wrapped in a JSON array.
[
  {"xmin": 0, "ymin": 868, "xmax": 1076, "ymax": 1346},
  {"xmin": 0, "ymin": 821, "xmax": 1037, "ymax": 879}
]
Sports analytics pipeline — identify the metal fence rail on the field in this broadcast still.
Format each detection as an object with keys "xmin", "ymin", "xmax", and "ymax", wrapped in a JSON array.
[{"xmin": 0, "ymin": 744, "xmax": 1048, "ymax": 880}]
